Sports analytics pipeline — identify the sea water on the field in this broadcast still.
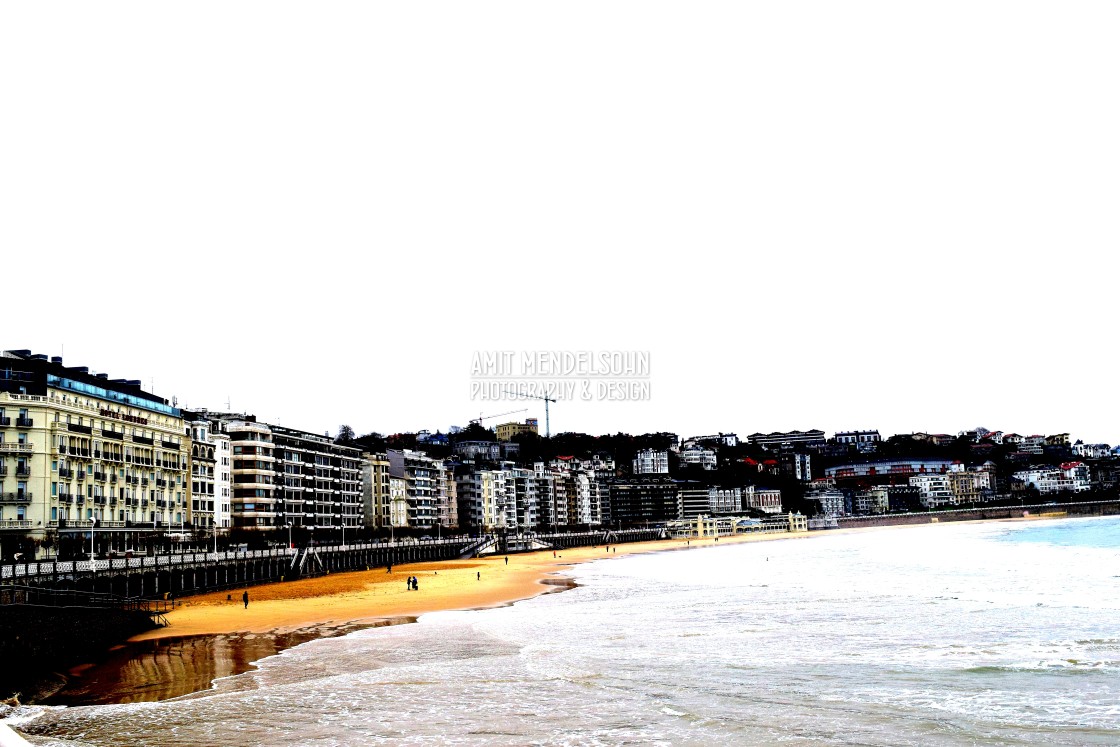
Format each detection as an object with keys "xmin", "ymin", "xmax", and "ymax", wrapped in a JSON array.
[{"xmin": 8, "ymin": 516, "xmax": 1120, "ymax": 746}]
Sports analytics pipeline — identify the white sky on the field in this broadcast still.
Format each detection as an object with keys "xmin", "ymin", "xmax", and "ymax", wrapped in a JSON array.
[{"xmin": 3, "ymin": 2, "xmax": 1118, "ymax": 444}]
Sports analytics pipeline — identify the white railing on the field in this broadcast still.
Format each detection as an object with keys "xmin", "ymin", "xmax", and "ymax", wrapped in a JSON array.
[{"xmin": 0, "ymin": 443, "xmax": 34, "ymax": 453}]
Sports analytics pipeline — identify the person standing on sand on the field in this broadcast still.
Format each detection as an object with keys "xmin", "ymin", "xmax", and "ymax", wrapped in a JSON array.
[
  {"xmin": 387, "ymin": 563, "xmax": 392, "ymax": 573},
  {"xmin": 242, "ymin": 591, "xmax": 249, "ymax": 609},
  {"xmin": 477, "ymin": 571, "xmax": 480, "ymax": 581},
  {"xmin": 505, "ymin": 556, "xmax": 508, "ymax": 565}
]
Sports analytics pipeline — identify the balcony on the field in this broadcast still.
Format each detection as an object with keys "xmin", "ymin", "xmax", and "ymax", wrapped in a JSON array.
[
  {"xmin": 162, "ymin": 440, "xmax": 179, "ymax": 450},
  {"xmin": 0, "ymin": 443, "xmax": 33, "ymax": 454},
  {"xmin": 156, "ymin": 478, "xmax": 167, "ymax": 488},
  {"xmin": 133, "ymin": 435, "xmax": 153, "ymax": 445},
  {"xmin": 57, "ymin": 493, "xmax": 73, "ymax": 503},
  {"xmin": 76, "ymin": 471, "xmax": 86, "ymax": 481},
  {"xmin": 16, "ymin": 466, "xmax": 31, "ymax": 478},
  {"xmin": 141, "ymin": 478, "xmax": 150, "ymax": 487},
  {"xmin": 0, "ymin": 465, "xmax": 5, "ymax": 477},
  {"xmin": 0, "ymin": 416, "xmax": 9, "ymax": 426},
  {"xmin": 67, "ymin": 423, "xmax": 92, "ymax": 435},
  {"xmin": 0, "ymin": 492, "xmax": 32, "ymax": 504},
  {"xmin": 109, "ymin": 473, "xmax": 118, "ymax": 483},
  {"xmin": 0, "ymin": 520, "xmax": 32, "ymax": 530},
  {"xmin": 94, "ymin": 471, "xmax": 107, "ymax": 481},
  {"xmin": 101, "ymin": 429, "xmax": 124, "ymax": 440},
  {"xmin": 93, "ymin": 450, "xmax": 101, "ymax": 459},
  {"xmin": 59, "ymin": 467, "xmax": 73, "ymax": 478},
  {"xmin": 16, "ymin": 417, "xmax": 33, "ymax": 428}
]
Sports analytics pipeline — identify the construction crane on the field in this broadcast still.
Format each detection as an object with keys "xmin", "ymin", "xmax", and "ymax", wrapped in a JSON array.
[
  {"xmin": 469, "ymin": 408, "xmax": 528, "ymax": 425},
  {"xmin": 502, "ymin": 388, "xmax": 557, "ymax": 438}
]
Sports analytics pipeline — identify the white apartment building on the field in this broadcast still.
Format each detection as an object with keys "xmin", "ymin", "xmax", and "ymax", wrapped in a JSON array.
[
  {"xmin": 909, "ymin": 474, "xmax": 955, "ymax": 507},
  {"xmin": 1013, "ymin": 462, "xmax": 1092, "ymax": 494},
  {"xmin": 807, "ymin": 487, "xmax": 845, "ymax": 517},
  {"xmin": 632, "ymin": 449, "xmax": 669, "ymax": 475},
  {"xmin": 1073, "ymin": 442, "xmax": 1112, "ymax": 459},
  {"xmin": 679, "ymin": 444, "xmax": 718, "ymax": 470}
]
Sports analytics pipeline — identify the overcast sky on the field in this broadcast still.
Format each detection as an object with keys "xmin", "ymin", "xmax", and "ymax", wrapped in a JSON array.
[{"xmin": 3, "ymin": 2, "xmax": 1117, "ymax": 445}]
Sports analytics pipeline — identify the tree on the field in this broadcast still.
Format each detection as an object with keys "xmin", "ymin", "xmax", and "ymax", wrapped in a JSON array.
[{"xmin": 336, "ymin": 425, "xmax": 355, "ymax": 444}]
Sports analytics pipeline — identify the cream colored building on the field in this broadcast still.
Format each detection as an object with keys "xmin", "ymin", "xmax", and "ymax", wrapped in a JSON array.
[
  {"xmin": 1, "ymin": 350, "xmax": 187, "ymax": 557},
  {"xmin": 495, "ymin": 418, "xmax": 539, "ymax": 442}
]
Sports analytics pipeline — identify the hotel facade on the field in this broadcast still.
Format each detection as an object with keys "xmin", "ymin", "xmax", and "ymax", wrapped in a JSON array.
[{"xmin": 1, "ymin": 350, "xmax": 188, "ymax": 555}]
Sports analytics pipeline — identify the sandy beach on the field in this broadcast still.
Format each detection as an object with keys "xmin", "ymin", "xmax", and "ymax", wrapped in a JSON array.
[
  {"xmin": 40, "ymin": 532, "xmax": 814, "ymax": 704},
  {"xmin": 46, "ymin": 518, "xmax": 1051, "ymax": 705},
  {"xmin": 135, "ymin": 531, "xmax": 813, "ymax": 641}
]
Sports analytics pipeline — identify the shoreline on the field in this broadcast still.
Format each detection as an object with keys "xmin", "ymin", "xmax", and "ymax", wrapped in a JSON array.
[{"xmin": 45, "ymin": 515, "xmax": 1077, "ymax": 706}]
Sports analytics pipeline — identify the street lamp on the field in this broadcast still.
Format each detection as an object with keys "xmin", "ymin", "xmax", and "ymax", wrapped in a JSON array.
[{"xmin": 285, "ymin": 522, "xmax": 293, "ymax": 549}]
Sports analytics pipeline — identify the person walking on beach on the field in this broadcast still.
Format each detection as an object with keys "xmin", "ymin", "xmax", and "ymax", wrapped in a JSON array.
[
  {"xmin": 505, "ymin": 556, "xmax": 508, "ymax": 565},
  {"xmin": 477, "ymin": 571, "xmax": 480, "ymax": 581},
  {"xmin": 413, "ymin": 577, "xmax": 419, "ymax": 591},
  {"xmin": 387, "ymin": 563, "xmax": 392, "ymax": 573},
  {"xmin": 242, "ymin": 591, "xmax": 249, "ymax": 609}
]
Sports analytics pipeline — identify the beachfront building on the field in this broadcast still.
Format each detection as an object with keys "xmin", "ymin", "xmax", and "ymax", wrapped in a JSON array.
[
  {"xmin": 632, "ymin": 449, "xmax": 669, "ymax": 475},
  {"xmin": 0, "ymin": 349, "xmax": 188, "ymax": 558},
  {"xmin": 678, "ymin": 484, "xmax": 710, "ymax": 520},
  {"xmin": 947, "ymin": 468, "xmax": 992, "ymax": 504},
  {"xmin": 853, "ymin": 486, "xmax": 890, "ymax": 515},
  {"xmin": 361, "ymin": 452, "xmax": 392, "ymax": 529},
  {"xmin": 271, "ymin": 422, "xmax": 364, "ymax": 539},
  {"xmin": 909, "ymin": 474, "xmax": 955, "ymax": 507},
  {"xmin": 1012, "ymin": 462, "xmax": 1092, "ymax": 495},
  {"xmin": 807, "ymin": 487, "xmax": 846, "ymax": 517},
  {"xmin": 213, "ymin": 429, "xmax": 231, "ymax": 532},
  {"xmin": 455, "ymin": 467, "xmax": 513, "ymax": 532},
  {"xmin": 607, "ymin": 476, "xmax": 680, "ymax": 527},
  {"xmin": 387, "ymin": 449, "xmax": 441, "ymax": 529},
  {"xmin": 186, "ymin": 413, "xmax": 219, "ymax": 534},
  {"xmin": 199, "ymin": 414, "xmax": 363, "ymax": 538}
]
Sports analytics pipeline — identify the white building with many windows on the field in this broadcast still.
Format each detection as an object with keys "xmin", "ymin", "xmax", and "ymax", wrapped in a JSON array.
[
  {"xmin": 632, "ymin": 449, "xmax": 669, "ymax": 475},
  {"xmin": 1013, "ymin": 462, "xmax": 1092, "ymax": 494},
  {"xmin": 909, "ymin": 474, "xmax": 955, "ymax": 507}
]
